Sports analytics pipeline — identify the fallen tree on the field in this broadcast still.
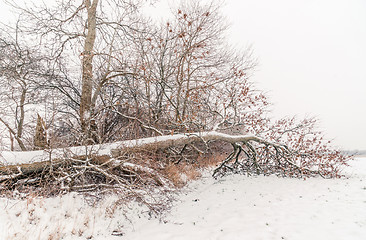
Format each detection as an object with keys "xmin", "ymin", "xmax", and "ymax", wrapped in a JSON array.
[
  {"xmin": 0, "ymin": 125, "xmax": 353, "ymax": 217},
  {"xmin": 0, "ymin": 0, "xmax": 353, "ymax": 222},
  {"xmin": 0, "ymin": 130, "xmax": 351, "ymax": 185},
  {"xmin": 0, "ymin": 131, "xmax": 277, "ymax": 175}
]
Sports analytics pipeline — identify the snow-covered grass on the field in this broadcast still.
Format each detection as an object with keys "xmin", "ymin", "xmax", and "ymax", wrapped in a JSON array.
[
  {"xmin": 1, "ymin": 157, "xmax": 365, "ymax": 240},
  {"xmin": 0, "ymin": 192, "xmax": 155, "ymax": 239}
]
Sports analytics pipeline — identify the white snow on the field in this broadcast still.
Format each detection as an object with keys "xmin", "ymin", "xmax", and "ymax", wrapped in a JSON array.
[
  {"xmin": 123, "ymin": 157, "xmax": 366, "ymax": 240},
  {"xmin": 0, "ymin": 157, "xmax": 365, "ymax": 240}
]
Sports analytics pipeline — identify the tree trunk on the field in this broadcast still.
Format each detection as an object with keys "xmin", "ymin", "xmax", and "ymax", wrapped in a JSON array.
[
  {"xmin": 80, "ymin": 0, "xmax": 99, "ymax": 139},
  {"xmin": 9, "ymin": 130, "xmax": 14, "ymax": 151},
  {"xmin": 17, "ymin": 88, "xmax": 27, "ymax": 140},
  {"xmin": 0, "ymin": 131, "xmax": 284, "ymax": 176}
]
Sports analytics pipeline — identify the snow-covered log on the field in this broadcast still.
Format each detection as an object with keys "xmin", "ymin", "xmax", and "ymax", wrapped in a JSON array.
[
  {"xmin": 0, "ymin": 131, "xmax": 285, "ymax": 165},
  {"xmin": 0, "ymin": 130, "xmax": 349, "ymax": 186},
  {"xmin": 0, "ymin": 131, "xmax": 283, "ymax": 172}
]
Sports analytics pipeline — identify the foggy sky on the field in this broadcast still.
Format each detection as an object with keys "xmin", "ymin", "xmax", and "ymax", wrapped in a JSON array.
[{"xmin": 222, "ymin": 0, "xmax": 366, "ymax": 150}]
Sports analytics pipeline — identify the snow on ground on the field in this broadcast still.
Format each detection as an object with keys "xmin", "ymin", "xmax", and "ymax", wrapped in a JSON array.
[
  {"xmin": 1, "ymin": 157, "xmax": 365, "ymax": 240},
  {"xmin": 0, "ymin": 192, "xmax": 154, "ymax": 239},
  {"xmin": 124, "ymin": 157, "xmax": 366, "ymax": 240}
]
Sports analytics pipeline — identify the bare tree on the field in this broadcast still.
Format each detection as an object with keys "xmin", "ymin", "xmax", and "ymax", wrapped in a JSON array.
[
  {"xmin": 0, "ymin": 28, "xmax": 50, "ymax": 151},
  {"xmin": 5, "ymin": 0, "xmax": 150, "ymax": 143},
  {"xmin": 100, "ymin": 0, "xmax": 259, "ymax": 139}
]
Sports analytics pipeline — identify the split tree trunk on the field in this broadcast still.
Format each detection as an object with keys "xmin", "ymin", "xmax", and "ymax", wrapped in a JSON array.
[{"xmin": 33, "ymin": 114, "xmax": 48, "ymax": 150}]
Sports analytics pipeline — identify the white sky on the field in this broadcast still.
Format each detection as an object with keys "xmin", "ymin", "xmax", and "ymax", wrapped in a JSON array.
[
  {"xmin": 1, "ymin": 0, "xmax": 365, "ymax": 150},
  {"xmin": 222, "ymin": 0, "xmax": 366, "ymax": 151}
]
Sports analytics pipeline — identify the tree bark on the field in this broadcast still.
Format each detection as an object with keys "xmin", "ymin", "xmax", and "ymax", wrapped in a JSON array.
[
  {"xmin": 17, "ymin": 88, "xmax": 27, "ymax": 139},
  {"xmin": 80, "ymin": 0, "xmax": 99, "ymax": 137}
]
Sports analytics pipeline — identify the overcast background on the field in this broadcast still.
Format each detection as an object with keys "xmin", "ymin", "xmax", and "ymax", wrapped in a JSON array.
[
  {"xmin": 1, "ymin": 0, "xmax": 365, "ymax": 150},
  {"xmin": 222, "ymin": 0, "xmax": 366, "ymax": 151}
]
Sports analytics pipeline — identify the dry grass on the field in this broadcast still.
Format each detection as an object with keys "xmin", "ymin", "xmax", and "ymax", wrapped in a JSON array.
[
  {"xmin": 161, "ymin": 152, "xmax": 227, "ymax": 187},
  {"xmin": 164, "ymin": 163, "xmax": 201, "ymax": 187}
]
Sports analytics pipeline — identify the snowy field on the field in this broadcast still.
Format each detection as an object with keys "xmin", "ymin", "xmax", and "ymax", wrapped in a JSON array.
[{"xmin": 1, "ymin": 157, "xmax": 365, "ymax": 240}]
